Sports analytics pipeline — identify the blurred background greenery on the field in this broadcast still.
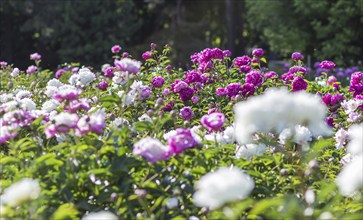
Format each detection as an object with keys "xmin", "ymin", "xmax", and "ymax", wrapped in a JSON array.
[{"xmin": 0, "ymin": 0, "xmax": 362, "ymax": 69}]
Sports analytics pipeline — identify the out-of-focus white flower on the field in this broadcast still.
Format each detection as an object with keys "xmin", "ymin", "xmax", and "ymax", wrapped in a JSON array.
[
  {"xmin": 340, "ymin": 153, "xmax": 352, "ymax": 165},
  {"xmin": 347, "ymin": 124, "xmax": 363, "ymax": 156},
  {"xmin": 193, "ymin": 167, "xmax": 254, "ymax": 210},
  {"xmin": 304, "ymin": 207, "xmax": 314, "ymax": 216},
  {"xmin": 42, "ymin": 100, "xmax": 60, "ymax": 113},
  {"xmin": 305, "ymin": 189, "xmax": 315, "ymax": 205},
  {"xmin": 166, "ymin": 197, "xmax": 179, "ymax": 209},
  {"xmin": 110, "ymin": 117, "xmax": 130, "ymax": 129},
  {"xmin": 15, "ymin": 90, "xmax": 32, "ymax": 99},
  {"xmin": 0, "ymin": 93, "xmax": 14, "ymax": 103},
  {"xmin": 234, "ymin": 88, "xmax": 331, "ymax": 144},
  {"xmin": 133, "ymin": 137, "xmax": 170, "ymax": 163},
  {"xmin": 318, "ymin": 211, "xmax": 334, "ymax": 220},
  {"xmin": 81, "ymin": 211, "xmax": 118, "ymax": 220},
  {"xmin": 54, "ymin": 112, "xmax": 79, "ymax": 128},
  {"xmin": 334, "ymin": 128, "xmax": 350, "ymax": 149},
  {"xmin": 138, "ymin": 113, "xmax": 152, "ymax": 122},
  {"xmin": 164, "ymin": 130, "xmax": 177, "ymax": 141},
  {"xmin": 44, "ymin": 86, "xmax": 59, "ymax": 98},
  {"xmin": 0, "ymin": 178, "xmax": 41, "ymax": 207},
  {"xmin": 235, "ymin": 143, "xmax": 266, "ymax": 160},
  {"xmin": 117, "ymin": 90, "xmax": 135, "ymax": 107},
  {"xmin": 336, "ymin": 155, "xmax": 363, "ymax": 196},
  {"xmin": 19, "ymin": 98, "xmax": 36, "ymax": 111},
  {"xmin": 293, "ymin": 125, "xmax": 312, "ymax": 149},
  {"xmin": 11, "ymin": 67, "xmax": 20, "ymax": 77},
  {"xmin": 47, "ymin": 78, "xmax": 63, "ymax": 88}
]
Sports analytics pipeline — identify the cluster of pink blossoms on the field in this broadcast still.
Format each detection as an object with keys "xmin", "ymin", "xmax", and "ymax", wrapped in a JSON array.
[{"xmin": 133, "ymin": 128, "xmax": 200, "ymax": 163}]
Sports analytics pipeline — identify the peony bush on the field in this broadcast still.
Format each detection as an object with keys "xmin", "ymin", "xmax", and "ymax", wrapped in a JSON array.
[{"xmin": 0, "ymin": 44, "xmax": 362, "ymax": 219}]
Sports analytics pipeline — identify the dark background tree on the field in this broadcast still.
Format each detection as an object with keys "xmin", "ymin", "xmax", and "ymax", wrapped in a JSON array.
[{"xmin": 0, "ymin": 0, "xmax": 362, "ymax": 70}]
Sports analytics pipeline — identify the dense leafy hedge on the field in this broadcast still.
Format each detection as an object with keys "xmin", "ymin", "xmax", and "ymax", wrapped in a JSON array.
[{"xmin": 0, "ymin": 46, "xmax": 362, "ymax": 219}]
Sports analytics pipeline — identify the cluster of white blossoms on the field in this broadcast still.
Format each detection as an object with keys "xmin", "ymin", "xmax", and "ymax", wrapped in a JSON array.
[
  {"xmin": 193, "ymin": 167, "xmax": 254, "ymax": 210},
  {"xmin": 336, "ymin": 124, "xmax": 363, "ymax": 196},
  {"xmin": 69, "ymin": 67, "xmax": 96, "ymax": 87},
  {"xmin": 234, "ymin": 88, "xmax": 331, "ymax": 145},
  {"xmin": 0, "ymin": 178, "xmax": 41, "ymax": 207}
]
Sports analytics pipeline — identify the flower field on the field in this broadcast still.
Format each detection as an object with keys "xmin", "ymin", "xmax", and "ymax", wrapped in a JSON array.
[{"xmin": 0, "ymin": 45, "xmax": 362, "ymax": 219}]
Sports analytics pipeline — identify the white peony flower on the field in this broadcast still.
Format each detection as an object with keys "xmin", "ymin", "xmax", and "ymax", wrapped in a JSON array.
[
  {"xmin": 293, "ymin": 125, "xmax": 312, "ymax": 148},
  {"xmin": 0, "ymin": 93, "xmax": 14, "ymax": 103},
  {"xmin": 47, "ymin": 78, "xmax": 63, "ymax": 88},
  {"xmin": 54, "ymin": 112, "xmax": 79, "ymax": 128},
  {"xmin": 234, "ymin": 88, "xmax": 331, "ymax": 144},
  {"xmin": 0, "ymin": 178, "xmax": 41, "ymax": 207},
  {"xmin": 193, "ymin": 167, "xmax": 254, "ymax": 210},
  {"xmin": 341, "ymin": 99, "xmax": 363, "ymax": 115},
  {"xmin": 42, "ymin": 100, "xmax": 60, "ymax": 113},
  {"xmin": 235, "ymin": 143, "xmax": 266, "ymax": 160},
  {"xmin": 164, "ymin": 130, "xmax": 177, "ymax": 141},
  {"xmin": 110, "ymin": 117, "xmax": 130, "ymax": 129},
  {"xmin": 19, "ymin": 98, "xmax": 36, "ymax": 111},
  {"xmin": 334, "ymin": 128, "xmax": 349, "ymax": 149},
  {"xmin": 15, "ymin": 90, "xmax": 32, "ymax": 99},
  {"xmin": 138, "ymin": 113, "xmax": 152, "ymax": 122},
  {"xmin": 77, "ymin": 68, "xmax": 95, "ymax": 87},
  {"xmin": 11, "ymin": 67, "xmax": 20, "ymax": 77},
  {"xmin": 44, "ymin": 86, "xmax": 59, "ymax": 98},
  {"xmin": 81, "ymin": 211, "xmax": 118, "ymax": 220}
]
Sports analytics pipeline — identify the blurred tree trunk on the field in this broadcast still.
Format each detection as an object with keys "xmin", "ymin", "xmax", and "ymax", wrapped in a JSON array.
[
  {"xmin": 225, "ymin": 0, "xmax": 245, "ymax": 56},
  {"xmin": 225, "ymin": 0, "xmax": 234, "ymax": 52}
]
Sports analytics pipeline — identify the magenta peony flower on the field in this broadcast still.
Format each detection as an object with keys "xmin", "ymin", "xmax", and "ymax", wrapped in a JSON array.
[
  {"xmin": 166, "ymin": 65, "xmax": 172, "ymax": 71},
  {"xmin": 241, "ymin": 83, "xmax": 255, "ymax": 97},
  {"xmin": 245, "ymin": 70, "xmax": 263, "ymax": 87},
  {"xmin": 191, "ymin": 96, "xmax": 200, "ymax": 103},
  {"xmin": 348, "ymin": 72, "xmax": 363, "ymax": 97},
  {"xmin": 142, "ymin": 51, "xmax": 152, "ymax": 60},
  {"xmin": 234, "ymin": 56, "xmax": 252, "ymax": 67},
  {"xmin": 327, "ymin": 76, "xmax": 337, "ymax": 85},
  {"xmin": 104, "ymin": 67, "xmax": 115, "ymax": 78},
  {"xmin": 264, "ymin": 71, "xmax": 278, "ymax": 79},
  {"xmin": 152, "ymin": 76, "xmax": 165, "ymax": 88},
  {"xmin": 97, "ymin": 81, "xmax": 109, "ymax": 91},
  {"xmin": 179, "ymin": 87, "xmax": 194, "ymax": 101},
  {"xmin": 201, "ymin": 112, "xmax": 225, "ymax": 132},
  {"xmin": 291, "ymin": 52, "xmax": 303, "ymax": 60},
  {"xmin": 179, "ymin": 106, "xmax": 194, "ymax": 121},
  {"xmin": 239, "ymin": 65, "xmax": 251, "ymax": 73},
  {"xmin": 111, "ymin": 45, "xmax": 122, "ymax": 53},
  {"xmin": 215, "ymin": 88, "xmax": 226, "ymax": 96},
  {"xmin": 292, "ymin": 76, "xmax": 308, "ymax": 92},
  {"xmin": 223, "ymin": 50, "xmax": 232, "ymax": 57},
  {"xmin": 184, "ymin": 70, "xmax": 203, "ymax": 84},
  {"xmin": 55, "ymin": 69, "xmax": 66, "ymax": 78},
  {"xmin": 252, "ymin": 48, "xmax": 264, "ymax": 57},
  {"xmin": 225, "ymin": 83, "xmax": 241, "ymax": 98},
  {"xmin": 168, "ymin": 129, "xmax": 199, "ymax": 154},
  {"xmin": 319, "ymin": 60, "xmax": 335, "ymax": 69}
]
